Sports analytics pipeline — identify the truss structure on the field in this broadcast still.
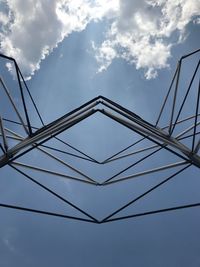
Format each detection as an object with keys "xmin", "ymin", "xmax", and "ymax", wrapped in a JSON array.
[{"xmin": 0, "ymin": 49, "xmax": 200, "ymax": 224}]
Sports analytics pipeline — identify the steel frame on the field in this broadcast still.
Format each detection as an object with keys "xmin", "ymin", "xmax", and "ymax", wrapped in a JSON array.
[{"xmin": 0, "ymin": 48, "xmax": 200, "ymax": 223}]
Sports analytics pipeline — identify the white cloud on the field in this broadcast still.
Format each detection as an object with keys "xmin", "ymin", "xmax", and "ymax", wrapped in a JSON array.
[
  {"xmin": 0, "ymin": 0, "xmax": 199, "ymax": 80},
  {"xmin": 92, "ymin": 40, "xmax": 118, "ymax": 73},
  {"xmin": 0, "ymin": 0, "xmax": 118, "ymax": 78},
  {"xmin": 94, "ymin": 0, "xmax": 200, "ymax": 78}
]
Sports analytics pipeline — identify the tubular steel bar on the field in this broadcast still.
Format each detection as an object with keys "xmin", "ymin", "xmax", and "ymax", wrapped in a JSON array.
[
  {"xmin": 0, "ymin": 108, "xmax": 98, "ymax": 168},
  {"xmin": 103, "ymin": 202, "xmax": 200, "ymax": 223},
  {"xmin": 2, "ymin": 128, "xmax": 97, "ymax": 184},
  {"xmin": 0, "ymin": 53, "xmax": 43, "ymax": 132},
  {"xmin": 14, "ymin": 63, "xmax": 32, "ymax": 135},
  {"xmin": 170, "ymin": 60, "xmax": 200, "ymax": 135},
  {"xmin": 0, "ymin": 202, "xmax": 200, "ymax": 224},
  {"xmin": 156, "ymin": 48, "xmax": 200, "ymax": 127},
  {"xmin": 101, "ymin": 164, "xmax": 191, "ymax": 222},
  {"xmin": 0, "ymin": 116, "xmax": 8, "ymax": 151},
  {"xmin": 99, "ymin": 109, "xmax": 199, "ymax": 167},
  {"xmin": 168, "ymin": 61, "xmax": 181, "ymax": 134},
  {"xmin": 0, "ymin": 203, "xmax": 96, "ymax": 223},
  {"xmin": 1, "ymin": 128, "xmax": 197, "ymax": 185},
  {"xmin": 0, "ymin": 77, "xmax": 29, "ymax": 134},
  {"xmin": 3, "ymin": 112, "xmax": 200, "ymax": 164},
  {"xmin": 1, "ymin": 96, "xmax": 200, "ymax": 168},
  {"xmin": 0, "ymin": 49, "xmax": 200, "ymax": 223},
  {"xmin": 156, "ymin": 62, "xmax": 179, "ymax": 127},
  {"xmin": 192, "ymin": 78, "xmax": 200, "ymax": 151},
  {"xmin": 12, "ymin": 161, "xmax": 96, "ymax": 185},
  {"xmin": 2, "ymin": 118, "xmax": 99, "ymax": 162},
  {"xmin": 103, "ymin": 161, "xmax": 187, "ymax": 185},
  {"xmin": 10, "ymin": 164, "xmax": 98, "ymax": 222}
]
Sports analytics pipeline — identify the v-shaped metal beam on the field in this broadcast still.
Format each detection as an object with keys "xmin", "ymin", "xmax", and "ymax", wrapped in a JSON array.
[{"xmin": 1, "ymin": 95, "xmax": 200, "ymax": 169}]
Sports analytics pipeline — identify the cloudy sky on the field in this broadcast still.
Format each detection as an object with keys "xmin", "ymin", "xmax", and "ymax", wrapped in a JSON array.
[
  {"xmin": 0, "ymin": 0, "xmax": 200, "ymax": 80},
  {"xmin": 0, "ymin": 0, "xmax": 200, "ymax": 266}
]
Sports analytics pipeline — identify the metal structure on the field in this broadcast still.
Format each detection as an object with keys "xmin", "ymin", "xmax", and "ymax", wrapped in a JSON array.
[{"xmin": 0, "ymin": 49, "xmax": 200, "ymax": 223}]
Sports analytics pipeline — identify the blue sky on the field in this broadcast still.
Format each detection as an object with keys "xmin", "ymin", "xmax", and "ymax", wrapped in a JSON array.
[{"xmin": 0, "ymin": 1, "xmax": 200, "ymax": 266}]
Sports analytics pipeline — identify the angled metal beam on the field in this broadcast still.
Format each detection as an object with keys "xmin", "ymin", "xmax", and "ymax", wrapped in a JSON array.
[
  {"xmin": 192, "ymin": 78, "xmax": 200, "ymax": 151},
  {"xmin": 1, "ymin": 99, "xmax": 200, "ymax": 169},
  {"xmin": 101, "ymin": 164, "xmax": 191, "ymax": 222},
  {"xmin": 104, "ymin": 161, "xmax": 187, "ymax": 185},
  {"xmin": 0, "ymin": 77, "xmax": 29, "ymax": 134},
  {"xmin": 0, "ymin": 108, "xmax": 98, "ymax": 167},
  {"xmin": 103, "ymin": 202, "xmax": 200, "ymax": 223},
  {"xmin": 0, "ymin": 116, "xmax": 8, "ymax": 151},
  {"xmin": 10, "ymin": 164, "xmax": 98, "ymax": 222},
  {"xmin": 12, "ymin": 161, "xmax": 96, "ymax": 185},
  {"xmin": 169, "ymin": 60, "xmax": 181, "ymax": 134},
  {"xmin": 0, "ymin": 203, "xmax": 96, "ymax": 223},
  {"xmin": 0, "ymin": 50, "xmax": 200, "ymax": 223},
  {"xmin": 2, "ymin": 128, "xmax": 97, "ymax": 184},
  {"xmin": 170, "ymin": 60, "xmax": 200, "ymax": 134},
  {"xmin": 100, "ymin": 109, "xmax": 200, "ymax": 168}
]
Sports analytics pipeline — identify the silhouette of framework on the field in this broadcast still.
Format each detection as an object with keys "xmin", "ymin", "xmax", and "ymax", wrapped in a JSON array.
[{"xmin": 0, "ymin": 49, "xmax": 200, "ymax": 223}]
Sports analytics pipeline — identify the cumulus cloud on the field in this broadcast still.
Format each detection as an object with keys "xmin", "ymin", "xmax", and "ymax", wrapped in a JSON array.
[
  {"xmin": 0, "ymin": 0, "xmax": 118, "ymax": 79},
  {"xmin": 0, "ymin": 0, "xmax": 199, "ymax": 80},
  {"xmin": 94, "ymin": 0, "xmax": 200, "ymax": 79}
]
